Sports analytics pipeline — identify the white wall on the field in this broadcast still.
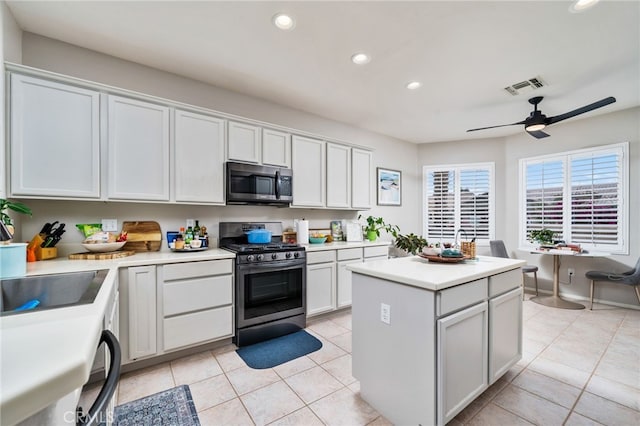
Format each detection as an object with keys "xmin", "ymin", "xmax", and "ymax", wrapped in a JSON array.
[
  {"xmin": 11, "ymin": 33, "xmax": 421, "ymax": 248},
  {"xmin": 419, "ymin": 108, "xmax": 640, "ymax": 307}
]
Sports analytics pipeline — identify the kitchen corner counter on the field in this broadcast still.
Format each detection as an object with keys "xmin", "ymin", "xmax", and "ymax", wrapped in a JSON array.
[
  {"xmin": 347, "ymin": 255, "xmax": 525, "ymax": 291},
  {"xmin": 303, "ymin": 240, "xmax": 391, "ymax": 252}
]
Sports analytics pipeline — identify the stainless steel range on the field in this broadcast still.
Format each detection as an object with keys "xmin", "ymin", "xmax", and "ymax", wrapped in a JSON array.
[{"xmin": 219, "ymin": 222, "xmax": 306, "ymax": 347}]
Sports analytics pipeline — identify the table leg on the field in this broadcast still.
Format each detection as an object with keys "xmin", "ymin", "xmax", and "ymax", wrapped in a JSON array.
[{"xmin": 531, "ymin": 254, "xmax": 584, "ymax": 309}]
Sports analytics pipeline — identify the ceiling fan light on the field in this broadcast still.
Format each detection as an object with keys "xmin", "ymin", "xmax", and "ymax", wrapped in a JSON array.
[{"xmin": 526, "ymin": 123, "xmax": 546, "ymax": 132}]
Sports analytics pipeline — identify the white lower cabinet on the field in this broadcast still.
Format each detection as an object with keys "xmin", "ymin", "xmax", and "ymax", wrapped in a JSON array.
[
  {"xmin": 124, "ymin": 265, "xmax": 157, "ymax": 361},
  {"xmin": 307, "ymin": 262, "xmax": 336, "ymax": 316},
  {"xmin": 437, "ymin": 301, "xmax": 489, "ymax": 425},
  {"xmin": 336, "ymin": 248, "xmax": 363, "ymax": 308},
  {"xmin": 489, "ymin": 287, "xmax": 522, "ymax": 383}
]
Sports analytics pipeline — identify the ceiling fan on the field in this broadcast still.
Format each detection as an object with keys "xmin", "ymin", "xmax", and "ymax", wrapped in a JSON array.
[{"xmin": 467, "ymin": 96, "xmax": 616, "ymax": 139}]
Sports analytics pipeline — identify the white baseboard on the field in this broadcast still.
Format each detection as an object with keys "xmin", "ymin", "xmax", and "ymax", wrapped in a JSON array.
[{"xmin": 523, "ymin": 286, "xmax": 640, "ymax": 311}]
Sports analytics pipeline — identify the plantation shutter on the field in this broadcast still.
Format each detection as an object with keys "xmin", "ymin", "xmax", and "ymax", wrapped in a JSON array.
[
  {"xmin": 424, "ymin": 163, "xmax": 494, "ymax": 244},
  {"xmin": 525, "ymin": 159, "xmax": 565, "ymax": 241},
  {"xmin": 570, "ymin": 149, "xmax": 622, "ymax": 248}
]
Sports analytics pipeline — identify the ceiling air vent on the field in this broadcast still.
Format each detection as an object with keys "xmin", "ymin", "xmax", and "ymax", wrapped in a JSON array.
[{"xmin": 504, "ymin": 77, "xmax": 545, "ymax": 96}]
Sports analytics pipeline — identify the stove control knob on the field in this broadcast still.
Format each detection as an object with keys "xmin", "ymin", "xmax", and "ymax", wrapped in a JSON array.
[
  {"xmin": 271, "ymin": 253, "xmax": 278, "ymax": 260},
  {"xmin": 285, "ymin": 252, "xmax": 292, "ymax": 259},
  {"xmin": 293, "ymin": 251, "xmax": 300, "ymax": 258},
  {"xmin": 246, "ymin": 255, "xmax": 254, "ymax": 262},
  {"xmin": 257, "ymin": 254, "xmax": 264, "ymax": 261}
]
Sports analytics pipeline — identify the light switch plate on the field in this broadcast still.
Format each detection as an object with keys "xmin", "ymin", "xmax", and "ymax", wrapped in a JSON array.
[
  {"xmin": 102, "ymin": 219, "xmax": 118, "ymax": 232},
  {"xmin": 380, "ymin": 303, "xmax": 391, "ymax": 324}
]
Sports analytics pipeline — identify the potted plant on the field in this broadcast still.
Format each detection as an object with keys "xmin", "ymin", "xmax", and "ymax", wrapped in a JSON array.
[
  {"xmin": 360, "ymin": 215, "xmax": 399, "ymax": 241},
  {"xmin": 0, "ymin": 199, "xmax": 32, "ymax": 237},
  {"xmin": 394, "ymin": 233, "xmax": 428, "ymax": 256},
  {"xmin": 528, "ymin": 228, "xmax": 555, "ymax": 246}
]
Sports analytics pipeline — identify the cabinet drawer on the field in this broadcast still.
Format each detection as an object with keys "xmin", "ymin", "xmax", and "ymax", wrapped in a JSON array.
[
  {"xmin": 163, "ymin": 259, "xmax": 233, "ymax": 281},
  {"xmin": 163, "ymin": 275, "xmax": 232, "ymax": 316},
  {"xmin": 164, "ymin": 306, "xmax": 232, "ymax": 351},
  {"xmin": 337, "ymin": 248, "xmax": 363, "ymax": 261},
  {"xmin": 307, "ymin": 250, "xmax": 336, "ymax": 264},
  {"xmin": 489, "ymin": 268, "xmax": 522, "ymax": 297},
  {"xmin": 364, "ymin": 245, "xmax": 389, "ymax": 258},
  {"xmin": 437, "ymin": 278, "xmax": 488, "ymax": 317}
]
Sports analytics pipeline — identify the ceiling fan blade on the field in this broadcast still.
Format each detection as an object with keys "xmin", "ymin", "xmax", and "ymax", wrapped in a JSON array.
[
  {"xmin": 467, "ymin": 120, "xmax": 525, "ymax": 132},
  {"xmin": 548, "ymin": 97, "xmax": 616, "ymax": 125},
  {"xmin": 527, "ymin": 130, "xmax": 550, "ymax": 139}
]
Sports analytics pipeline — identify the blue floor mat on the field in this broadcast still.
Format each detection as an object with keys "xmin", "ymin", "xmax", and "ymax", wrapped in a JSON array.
[{"xmin": 236, "ymin": 330, "xmax": 323, "ymax": 369}]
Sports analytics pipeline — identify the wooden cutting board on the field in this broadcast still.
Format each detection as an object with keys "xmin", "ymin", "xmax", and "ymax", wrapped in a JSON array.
[
  {"xmin": 121, "ymin": 221, "xmax": 162, "ymax": 252},
  {"xmin": 69, "ymin": 250, "xmax": 136, "ymax": 260}
]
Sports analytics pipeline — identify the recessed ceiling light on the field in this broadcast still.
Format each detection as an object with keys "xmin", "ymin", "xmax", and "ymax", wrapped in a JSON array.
[
  {"xmin": 273, "ymin": 13, "xmax": 295, "ymax": 30},
  {"xmin": 406, "ymin": 81, "xmax": 422, "ymax": 90},
  {"xmin": 569, "ymin": 0, "xmax": 600, "ymax": 13},
  {"xmin": 351, "ymin": 53, "xmax": 371, "ymax": 65}
]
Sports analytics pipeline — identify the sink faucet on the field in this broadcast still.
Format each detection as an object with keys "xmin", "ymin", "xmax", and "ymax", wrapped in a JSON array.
[
  {"xmin": 454, "ymin": 229, "xmax": 468, "ymax": 249},
  {"xmin": 0, "ymin": 221, "xmax": 13, "ymax": 243}
]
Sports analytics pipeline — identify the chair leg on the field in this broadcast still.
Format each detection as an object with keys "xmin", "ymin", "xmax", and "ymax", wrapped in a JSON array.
[
  {"xmin": 634, "ymin": 286, "xmax": 640, "ymax": 306},
  {"xmin": 533, "ymin": 271, "xmax": 538, "ymax": 296},
  {"xmin": 590, "ymin": 280, "xmax": 595, "ymax": 310}
]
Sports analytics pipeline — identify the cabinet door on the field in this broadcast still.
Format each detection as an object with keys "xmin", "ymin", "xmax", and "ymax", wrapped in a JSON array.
[
  {"xmin": 437, "ymin": 301, "xmax": 488, "ymax": 425},
  {"xmin": 307, "ymin": 262, "xmax": 336, "ymax": 316},
  {"xmin": 107, "ymin": 95, "xmax": 170, "ymax": 200},
  {"xmin": 489, "ymin": 287, "xmax": 522, "ymax": 384},
  {"xmin": 10, "ymin": 74, "xmax": 101, "ymax": 198},
  {"xmin": 351, "ymin": 148, "xmax": 372, "ymax": 209},
  {"xmin": 262, "ymin": 128, "xmax": 291, "ymax": 167},
  {"xmin": 174, "ymin": 110, "xmax": 226, "ymax": 203},
  {"xmin": 228, "ymin": 121, "xmax": 261, "ymax": 163},
  {"xmin": 326, "ymin": 143, "xmax": 351, "ymax": 208},
  {"xmin": 292, "ymin": 135, "xmax": 326, "ymax": 207},
  {"xmin": 127, "ymin": 266, "xmax": 157, "ymax": 360},
  {"xmin": 337, "ymin": 258, "xmax": 362, "ymax": 308}
]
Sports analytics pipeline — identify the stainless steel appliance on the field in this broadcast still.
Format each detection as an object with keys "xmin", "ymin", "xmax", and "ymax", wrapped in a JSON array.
[
  {"xmin": 226, "ymin": 161, "xmax": 293, "ymax": 206},
  {"xmin": 220, "ymin": 222, "xmax": 306, "ymax": 346}
]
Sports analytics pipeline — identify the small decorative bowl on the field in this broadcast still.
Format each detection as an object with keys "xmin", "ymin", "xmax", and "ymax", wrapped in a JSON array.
[
  {"xmin": 422, "ymin": 247, "xmax": 441, "ymax": 256},
  {"xmin": 81, "ymin": 241, "xmax": 126, "ymax": 253},
  {"xmin": 309, "ymin": 236, "xmax": 328, "ymax": 244}
]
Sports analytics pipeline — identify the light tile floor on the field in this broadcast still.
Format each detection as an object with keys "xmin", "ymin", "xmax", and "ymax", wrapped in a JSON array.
[{"xmin": 89, "ymin": 296, "xmax": 640, "ymax": 425}]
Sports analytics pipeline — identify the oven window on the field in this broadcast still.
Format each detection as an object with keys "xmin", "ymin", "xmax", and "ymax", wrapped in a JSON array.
[{"xmin": 243, "ymin": 268, "xmax": 303, "ymax": 320}]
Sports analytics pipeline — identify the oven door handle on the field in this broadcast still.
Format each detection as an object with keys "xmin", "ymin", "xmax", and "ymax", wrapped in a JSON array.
[
  {"xmin": 238, "ymin": 259, "xmax": 305, "ymax": 270},
  {"xmin": 76, "ymin": 330, "xmax": 121, "ymax": 426}
]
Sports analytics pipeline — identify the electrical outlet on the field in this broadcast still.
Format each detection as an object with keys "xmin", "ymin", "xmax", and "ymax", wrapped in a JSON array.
[
  {"xmin": 380, "ymin": 303, "xmax": 391, "ymax": 324},
  {"xmin": 101, "ymin": 219, "xmax": 118, "ymax": 232},
  {"xmin": 186, "ymin": 219, "xmax": 195, "ymax": 229}
]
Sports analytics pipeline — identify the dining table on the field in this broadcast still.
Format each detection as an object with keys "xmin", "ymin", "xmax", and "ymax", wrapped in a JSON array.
[{"xmin": 522, "ymin": 248, "xmax": 609, "ymax": 310}]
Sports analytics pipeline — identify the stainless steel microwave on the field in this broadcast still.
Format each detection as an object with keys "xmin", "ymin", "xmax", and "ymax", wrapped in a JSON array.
[{"xmin": 226, "ymin": 161, "xmax": 293, "ymax": 206}]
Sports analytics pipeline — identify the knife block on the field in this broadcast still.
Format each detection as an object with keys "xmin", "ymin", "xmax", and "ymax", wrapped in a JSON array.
[{"xmin": 29, "ymin": 234, "xmax": 58, "ymax": 260}]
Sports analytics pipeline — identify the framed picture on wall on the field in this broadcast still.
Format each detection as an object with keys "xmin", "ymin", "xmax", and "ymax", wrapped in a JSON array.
[{"xmin": 377, "ymin": 168, "xmax": 401, "ymax": 206}]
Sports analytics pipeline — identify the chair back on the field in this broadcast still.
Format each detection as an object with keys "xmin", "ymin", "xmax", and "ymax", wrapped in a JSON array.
[
  {"xmin": 623, "ymin": 256, "xmax": 640, "ymax": 284},
  {"xmin": 489, "ymin": 240, "xmax": 510, "ymax": 259}
]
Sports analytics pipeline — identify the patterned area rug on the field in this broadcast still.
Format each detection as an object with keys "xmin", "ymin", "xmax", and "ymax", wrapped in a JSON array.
[
  {"xmin": 114, "ymin": 385, "xmax": 200, "ymax": 426},
  {"xmin": 236, "ymin": 330, "xmax": 323, "ymax": 369}
]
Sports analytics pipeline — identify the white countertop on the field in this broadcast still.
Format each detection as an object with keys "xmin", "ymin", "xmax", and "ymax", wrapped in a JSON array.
[
  {"xmin": 347, "ymin": 255, "xmax": 526, "ymax": 291},
  {"xmin": 0, "ymin": 248, "xmax": 235, "ymax": 425},
  {"xmin": 303, "ymin": 240, "xmax": 390, "ymax": 252}
]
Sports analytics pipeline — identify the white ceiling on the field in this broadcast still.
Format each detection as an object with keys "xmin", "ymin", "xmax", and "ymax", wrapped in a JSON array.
[{"xmin": 6, "ymin": 0, "xmax": 640, "ymax": 144}]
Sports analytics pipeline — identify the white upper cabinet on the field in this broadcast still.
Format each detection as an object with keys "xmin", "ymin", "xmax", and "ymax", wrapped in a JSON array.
[
  {"xmin": 10, "ymin": 74, "xmax": 101, "ymax": 198},
  {"xmin": 352, "ymin": 148, "xmax": 373, "ymax": 209},
  {"xmin": 174, "ymin": 110, "xmax": 226, "ymax": 204},
  {"xmin": 326, "ymin": 143, "xmax": 351, "ymax": 208},
  {"xmin": 292, "ymin": 135, "xmax": 326, "ymax": 207},
  {"xmin": 262, "ymin": 128, "xmax": 291, "ymax": 167},
  {"xmin": 227, "ymin": 121, "xmax": 261, "ymax": 164},
  {"xmin": 107, "ymin": 95, "xmax": 170, "ymax": 201}
]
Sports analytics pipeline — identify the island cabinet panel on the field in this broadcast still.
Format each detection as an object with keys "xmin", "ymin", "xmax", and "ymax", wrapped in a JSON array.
[
  {"xmin": 437, "ymin": 301, "xmax": 489, "ymax": 425},
  {"xmin": 489, "ymin": 287, "xmax": 522, "ymax": 383}
]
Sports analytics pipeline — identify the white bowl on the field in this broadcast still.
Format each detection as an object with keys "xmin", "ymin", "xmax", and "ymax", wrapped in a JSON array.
[
  {"xmin": 422, "ymin": 247, "xmax": 441, "ymax": 256},
  {"xmin": 81, "ymin": 241, "xmax": 126, "ymax": 253}
]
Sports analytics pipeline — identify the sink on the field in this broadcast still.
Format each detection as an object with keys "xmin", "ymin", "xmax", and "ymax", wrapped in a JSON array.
[{"xmin": 0, "ymin": 270, "xmax": 108, "ymax": 316}]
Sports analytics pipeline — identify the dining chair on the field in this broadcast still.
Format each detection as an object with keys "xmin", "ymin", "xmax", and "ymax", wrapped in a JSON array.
[
  {"xmin": 585, "ymin": 257, "xmax": 640, "ymax": 310},
  {"xmin": 490, "ymin": 240, "xmax": 538, "ymax": 300}
]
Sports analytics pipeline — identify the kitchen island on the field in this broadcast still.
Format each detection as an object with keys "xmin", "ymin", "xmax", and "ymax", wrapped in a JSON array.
[{"xmin": 347, "ymin": 255, "xmax": 525, "ymax": 426}]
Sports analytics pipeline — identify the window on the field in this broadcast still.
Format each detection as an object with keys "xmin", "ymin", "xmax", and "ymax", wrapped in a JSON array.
[
  {"xmin": 423, "ymin": 163, "xmax": 494, "ymax": 244},
  {"xmin": 519, "ymin": 142, "xmax": 628, "ymax": 254}
]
